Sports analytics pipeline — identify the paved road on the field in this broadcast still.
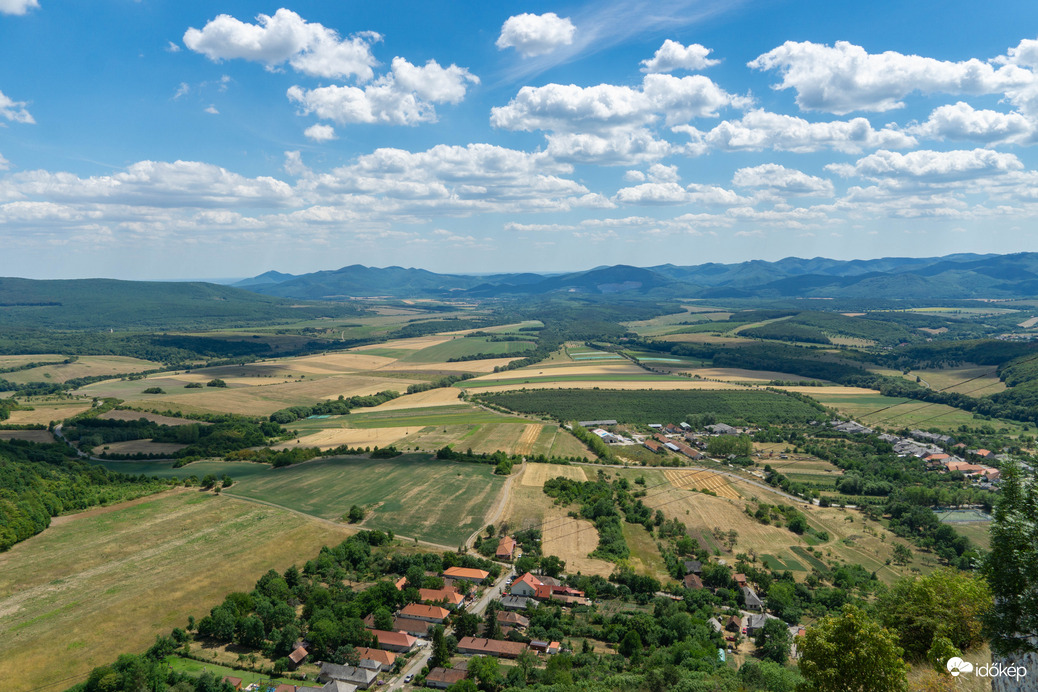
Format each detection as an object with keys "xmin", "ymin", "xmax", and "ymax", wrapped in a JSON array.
[{"xmin": 468, "ymin": 566, "xmax": 515, "ymax": 616}]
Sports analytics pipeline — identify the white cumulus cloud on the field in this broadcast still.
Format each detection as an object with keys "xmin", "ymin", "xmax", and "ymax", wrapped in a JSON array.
[
  {"xmin": 184, "ymin": 8, "xmax": 382, "ymax": 81},
  {"xmin": 907, "ymin": 102, "xmax": 1035, "ymax": 145},
  {"xmin": 827, "ymin": 148, "xmax": 1024, "ymax": 183},
  {"xmin": 676, "ymin": 109, "xmax": 915, "ymax": 153},
  {"xmin": 0, "ymin": 90, "xmax": 35, "ymax": 124},
  {"xmin": 496, "ymin": 12, "xmax": 576, "ymax": 58},
  {"xmin": 732, "ymin": 164, "xmax": 835, "ymax": 196},
  {"xmin": 304, "ymin": 124, "xmax": 337, "ymax": 142},
  {"xmin": 287, "ymin": 57, "xmax": 478, "ymax": 126},
  {"xmin": 0, "ymin": 0, "xmax": 38, "ymax": 16},
  {"xmin": 641, "ymin": 40, "xmax": 719, "ymax": 73},
  {"xmin": 749, "ymin": 40, "xmax": 1034, "ymax": 114}
]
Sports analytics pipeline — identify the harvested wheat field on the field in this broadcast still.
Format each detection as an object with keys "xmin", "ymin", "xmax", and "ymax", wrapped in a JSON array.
[
  {"xmin": 521, "ymin": 463, "xmax": 588, "ymax": 487},
  {"xmin": 514, "ymin": 424, "xmax": 541, "ymax": 455},
  {"xmin": 5, "ymin": 402, "xmax": 92, "ymax": 425},
  {"xmin": 362, "ymin": 387, "xmax": 464, "ymax": 411},
  {"xmin": 281, "ymin": 352, "xmax": 399, "ymax": 373},
  {"xmin": 376, "ymin": 357, "xmax": 523, "ymax": 374},
  {"xmin": 663, "ymin": 469, "xmax": 741, "ymax": 500},
  {"xmin": 541, "ymin": 508, "xmax": 613, "ymax": 577},
  {"xmin": 680, "ymin": 367, "xmax": 823, "ymax": 382},
  {"xmin": 273, "ymin": 426, "xmax": 418, "ymax": 450},
  {"xmin": 2, "ymin": 356, "xmax": 159, "ymax": 384},
  {"xmin": 0, "ymin": 490, "xmax": 352, "ymax": 692},
  {"xmin": 355, "ymin": 335, "xmax": 454, "ymax": 351},
  {"xmin": 473, "ymin": 362, "xmax": 646, "ymax": 380},
  {"xmin": 773, "ymin": 386, "xmax": 878, "ymax": 395},
  {"xmin": 99, "ymin": 410, "xmax": 206, "ymax": 426},
  {"xmin": 93, "ymin": 439, "xmax": 188, "ymax": 456},
  {"xmin": 0, "ymin": 430, "xmax": 55, "ymax": 443}
]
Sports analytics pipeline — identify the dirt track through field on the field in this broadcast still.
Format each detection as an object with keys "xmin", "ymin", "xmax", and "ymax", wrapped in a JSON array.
[{"xmin": 663, "ymin": 469, "xmax": 741, "ymax": 500}]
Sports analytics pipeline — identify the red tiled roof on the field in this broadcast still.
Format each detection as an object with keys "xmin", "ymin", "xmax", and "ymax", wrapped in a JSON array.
[
  {"xmin": 427, "ymin": 668, "xmax": 467, "ymax": 686},
  {"xmin": 443, "ymin": 566, "xmax": 490, "ymax": 580},
  {"xmin": 420, "ymin": 587, "xmax": 464, "ymax": 606},
  {"xmin": 356, "ymin": 647, "xmax": 396, "ymax": 666},
  {"xmin": 288, "ymin": 645, "xmax": 308, "ymax": 664},
  {"xmin": 496, "ymin": 536, "xmax": 516, "ymax": 557},
  {"xmin": 369, "ymin": 629, "xmax": 417, "ymax": 649},
  {"xmin": 458, "ymin": 637, "xmax": 527, "ymax": 658},
  {"xmin": 394, "ymin": 576, "xmax": 408, "ymax": 590},
  {"xmin": 399, "ymin": 603, "xmax": 450, "ymax": 621}
]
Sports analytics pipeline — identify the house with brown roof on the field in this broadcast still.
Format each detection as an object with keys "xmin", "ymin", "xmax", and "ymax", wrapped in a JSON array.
[
  {"xmin": 496, "ymin": 535, "xmax": 517, "ymax": 560},
  {"xmin": 510, "ymin": 572, "xmax": 542, "ymax": 597},
  {"xmin": 534, "ymin": 583, "xmax": 587, "ymax": 605},
  {"xmin": 426, "ymin": 667, "xmax": 468, "ymax": 689},
  {"xmin": 399, "ymin": 603, "xmax": 450, "ymax": 623},
  {"xmin": 393, "ymin": 616, "xmax": 432, "ymax": 637},
  {"xmin": 288, "ymin": 645, "xmax": 308, "ymax": 668},
  {"xmin": 419, "ymin": 587, "xmax": 465, "ymax": 607},
  {"xmin": 443, "ymin": 566, "xmax": 490, "ymax": 583},
  {"xmin": 726, "ymin": 615, "xmax": 741, "ymax": 632},
  {"xmin": 683, "ymin": 573, "xmax": 704, "ymax": 590},
  {"xmin": 734, "ymin": 573, "xmax": 748, "ymax": 588},
  {"xmin": 273, "ymin": 685, "xmax": 297, "ymax": 692},
  {"xmin": 355, "ymin": 647, "xmax": 396, "ymax": 672},
  {"xmin": 458, "ymin": 636, "xmax": 528, "ymax": 658},
  {"xmin": 393, "ymin": 576, "xmax": 408, "ymax": 590},
  {"xmin": 643, "ymin": 440, "xmax": 663, "ymax": 453},
  {"xmin": 497, "ymin": 611, "xmax": 530, "ymax": 628},
  {"xmin": 222, "ymin": 678, "xmax": 243, "ymax": 691},
  {"xmin": 368, "ymin": 629, "xmax": 418, "ymax": 652}
]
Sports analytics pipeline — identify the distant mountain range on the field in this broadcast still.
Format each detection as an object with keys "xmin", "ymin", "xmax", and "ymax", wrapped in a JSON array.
[{"xmin": 233, "ymin": 252, "xmax": 1038, "ymax": 301}]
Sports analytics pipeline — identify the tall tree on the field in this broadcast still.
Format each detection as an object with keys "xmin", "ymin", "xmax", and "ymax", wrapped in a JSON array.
[
  {"xmin": 982, "ymin": 461, "xmax": 1038, "ymax": 656},
  {"xmin": 798, "ymin": 605, "xmax": 908, "ymax": 692}
]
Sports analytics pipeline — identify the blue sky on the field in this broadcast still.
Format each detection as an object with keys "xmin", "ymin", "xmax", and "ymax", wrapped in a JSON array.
[{"xmin": 2, "ymin": 0, "xmax": 1038, "ymax": 279}]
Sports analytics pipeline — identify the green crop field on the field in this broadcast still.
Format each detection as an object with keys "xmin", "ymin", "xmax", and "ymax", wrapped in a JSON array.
[
  {"xmin": 224, "ymin": 453, "xmax": 504, "ymax": 546},
  {"xmin": 476, "ymin": 388, "xmax": 826, "ymax": 424},
  {"xmin": 398, "ymin": 336, "xmax": 535, "ymax": 363},
  {"xmin": 806, "ymin": 390, "xmax": 1028, "ymax": 433},
  {"xmin": 458, "ymin": 373, "xmax": 689, "ymax": 388},
  {"xmin": 89, "ymin": 459, "xmax": 276, "ymax": 481},
  {"xmin": 341, "ymin": 405, "xmax": 527, "ymax": 428}
]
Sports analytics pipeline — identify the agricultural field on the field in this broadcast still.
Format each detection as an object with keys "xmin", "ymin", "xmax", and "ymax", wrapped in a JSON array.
[
  {"xmin": 622, "ymin": 522, "xmax": 673, "ymax": 584},
  {"xmin": 1, "ymin": 356, "xmax": 159, "ymax": 384},
  {"xmin": 93, "ymin": 439, "xmax": 188, "ymax": 456},
  {"xmin": 521, "ymin": 463, "xmax": 588, "ymax": 487},
  {"xmin": 0, "ymin": 490, "xmax": 352, "ymax": 692},
  {"xmin": 662, "ymin": 469, "xmax": 741, "ymax": 500},
  {"xmin": 475, "ymin": 388, "xmax": 826, "ymax": 425},
  {"xmin": 224, "ymin": 454, "xmax": 504, "ymax": 546},
  {"xmin": 912, "ymin": 365, "xmax": 1006, "ymax": 395},
  {"xmin": 628, "ymin": 469, "xmax": 927, "ymax": 584},
  {"xmin": 541, "ymin": 508, "xmax": 614, "ymax": 578},
  {"xmin": 805, "ymin": 389, "xmax": 1028, "ymax": 433},
  {"xmin": 2, "ymin": 399, "xmax": 93, "ymax": 425},
  {"xmin": 89, "ymin": 459, "xmax": 277, "ymax": 482},
  {"xmin": 99, "ymin": 409, "xmax": 205, "ymax": 426},
  {"xmin": 396, "ymin": 336, "xmax": 535, "ymax": 363},
  {"xmin": 679, "ymin": 367, "xmax": 828, "ymax": 383},
  {"xmin": 0, "ymin": 429, "xmax": 54, "ymax": 443}
]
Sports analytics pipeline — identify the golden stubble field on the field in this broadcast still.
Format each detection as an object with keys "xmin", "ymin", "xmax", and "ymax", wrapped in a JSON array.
[
  {"xmin": 0, "ymin": 490, "xmax": 353, "ymax": 692},
  {"xmin": 541, "ymin": 508, "xmax": 614, "ymax": 578},
  {"xmin": 2, "ymin": 356, "xmax": 159, "ymax": 384},
  {"xmin": 662, "ymin": 468, "xmax": 741, "ymax": 500},
  {"xmin": 521, "ymin": 463, "xmax": 588, "ymax": 487}
]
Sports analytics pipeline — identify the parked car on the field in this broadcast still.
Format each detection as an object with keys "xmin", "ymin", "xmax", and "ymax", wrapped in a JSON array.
[{"xmin": 404, "ymin": 673, "xmax": 414, "ymax": 682}]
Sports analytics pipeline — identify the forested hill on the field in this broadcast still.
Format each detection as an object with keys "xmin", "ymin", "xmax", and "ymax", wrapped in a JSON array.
[
  {"xmin": 234, "ymin": 252, "xmax": 1038, "ymax": 300},
  {"xmin": 0, "ymin": 277, "xmax": 366, "ymax": 330}
]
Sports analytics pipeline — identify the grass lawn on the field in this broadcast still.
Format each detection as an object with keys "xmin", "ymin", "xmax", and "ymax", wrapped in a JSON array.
[
  {"xmin": 224, "ymin": 453, "xmax": 504, "ymax": 546},
  {"xmin": 622, "ymin": 523, "xmax": 674, "ymax": 584},
  {"xmin": 165, "ymin": 655, "xmax": 302, "ymax": 686},
  {"xmin": 0, "ymin": 491, "xmax": 352, "ymax": 692}
]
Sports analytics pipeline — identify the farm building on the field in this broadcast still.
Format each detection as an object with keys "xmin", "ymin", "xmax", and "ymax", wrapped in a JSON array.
[
  {"xmin": 420, "ymin": 587, "xmax": 465, "ymax": 607},
  {"xmin": 529, "ymin": 640, "xmax": 561, "ymax": 654},
  {"xmin": 726, "ymin": 615, "xmax": 741, "ymax": 632},
  {"xmin": 222, "ymin": 678, "xmax": 242, "ymax": 691},
  {"xmin": 579, "ymin": 420, "xmax": 618, "ymax": 427},
  {"xmin": 318, "ymin": 663, "xmax": 378, "ymax": 689},
  {"xmin": 734, "ymin": 573, "xmax": 748, "ymax": 588},
  {"xmin": 496, "ymin": 535, "xmax": 517, "ymax": 560},
  {"xmin": 443, "ymin": 566, "xmax": 489, "ymax": 583},
  {"xmin": 288, "ymin": 645, "xmax": 308, "ymax": 667},
  {"xmin": 426, "ymin": 667, "xmax": 468, "ymax": 689},
  {"xmin": 643, "ymin": 440, "xmax": 663, "ymax": 453},
  {"xmin": 399, "ymin": 603, "xmax": 450, "ymax": 623},
  {"xmin": 458, "ymin": 637, "xmax": 528, "ymax": 658},
  {"xmin": 707, "ymin": 617, "xmax": 723, "ymax": 633},
  {"xmin": 683, "ymin": 560, "xmax": 702, "ymax": 574},
  {"xmin": 368, "ymin": 629, "xmax": 417, "ymax": 652}
]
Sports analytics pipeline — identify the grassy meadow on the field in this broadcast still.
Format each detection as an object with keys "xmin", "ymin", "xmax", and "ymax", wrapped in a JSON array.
[{"xmin": 0, "ymin": 491, "xmax": 352, "ymax": 692}]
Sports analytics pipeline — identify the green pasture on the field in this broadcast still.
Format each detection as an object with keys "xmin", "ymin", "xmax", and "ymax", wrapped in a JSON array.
[{"xmin": 399, "ymin": 336, "xmax": 535, "ymax": 363}]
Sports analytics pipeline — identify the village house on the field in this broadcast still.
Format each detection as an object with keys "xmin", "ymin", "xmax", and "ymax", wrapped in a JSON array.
[
  {"xmin": 497, "ymin": 611, "xmax": 530, "ymax": 628},
  {"xmin": 742, "ymin": 587, "xmax": 764, "ymax": 612},
  {"xmin": 683, "ymin": 560, "xmax": 703, "ymax": 574},
  {"xmin": 745, "ymin": 613, "xmax": 770, "ymax": 636},
  {"xmin": 318, "ymin": 663, "xmax": 378, "ymax": 690},
  {"xmin": 510, "ymin": 572, "xmax": 542, "ymax": 597},
  {"xmin": 368, "ymin": 629, "xmax": 418, "ymax": 652},
  {"xmin": 297, "ymin": 681, "xmax": 358, "ymax": 692},
  {"xmin": 419, "ymin": 587, "xmax": 465, "ymax": 607},
  {"xmin": 496, "ymin": 535, "xmax": 517, "ymax": 560},
  {"xmin": 707, "ymin": 617, "xmax": 724, "ymax": 634},
  {"xmin": 398, "ymin": 603, "xmax": 450, "ymax": 623},
  {"xmin": 355, "ymin": 647, "xmax": 395, "ymax": 672},
  {"xmin": 733, "ymin": 573, "xmax": 748, "ymax": 589},
  {"xmin": 458, "ymin": 636, "xmax": 528, "ymax": 659},
  {"xmin": 393, "ymin": 617, "xmax": 432, "ymax": 637},
  {"xmin": 683, "ymin": 573, "xmax": 704, "ymax": 590},
  {"xmin": 726, "ymin": 615, "xmax": 741, "ymax": 632},
  {"xmin": 643, "ymin": 439, "xmax": 663, "ymax": 453},
  {"xmin": 529, "ymin": 640, "xmax": 561, "ymax": 654},
  {"xmin": 534, "ymin": 582, "xmax": 588, "ymax": 605},
  {"xmin": 442, "ymin": 566, "xmax": 490, "ymax": 583},
  {"xmin": 288, "ymin": 645, "xmax": 308, "ymax": 668},
  {"xmin": 426, "ymin": 667, "xmax": 468, "ymax": 689},
  {"xmin": 499, "ymin": 594, "xmax": 533, "ymax": 610},
  {"xmin": 221, "ymin": 678, "xmax": 242, "ymax": 691}
]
